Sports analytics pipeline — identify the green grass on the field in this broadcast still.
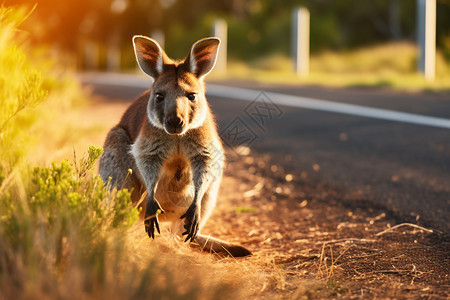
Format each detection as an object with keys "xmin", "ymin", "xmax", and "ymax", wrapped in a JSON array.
[{"xmin": 212, "ymin": 42, "xmax": 450, "ymax": 92}]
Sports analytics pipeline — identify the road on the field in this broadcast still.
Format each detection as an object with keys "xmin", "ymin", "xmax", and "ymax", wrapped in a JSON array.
[{"xmin": 80, "ymin": 73, "xmax": 450, "ymax": 234}]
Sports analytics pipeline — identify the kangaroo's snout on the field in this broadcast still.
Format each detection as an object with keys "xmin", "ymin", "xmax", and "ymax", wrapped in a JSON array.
[{"xmin": 165, "ymin": 115, "xmax": 185, "ymax": 135}]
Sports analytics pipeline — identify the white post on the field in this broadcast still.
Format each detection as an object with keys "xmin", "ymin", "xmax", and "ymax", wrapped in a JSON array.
[
  {"xmin": 292, "ymin": 7, "xmax": 310, "ymax": 76},
  {"xmin": 212, "ymin": 19, "xmax": 227, "ymax": 74},
  {"xmin": 417, "ymin": 0, "xmax": 436, "ymax": 81}
]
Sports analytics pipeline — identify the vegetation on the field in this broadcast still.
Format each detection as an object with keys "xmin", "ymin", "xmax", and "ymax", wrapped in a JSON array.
[
  {"xmin": 0, "ymin": 6, "xmax": 243, "ymax": 299},
  {"xmin": 0, "ymin": 6, "xmax": 134, "ymax": 297},
  {"xmin": 6, "ymin": 1, "xmax": 449, "ymax": 91},
  {"xmin": 7, "ymin": 0, "xmax": 450, "ymax": 63},
  {"xmin": 0, "ymin": 145, "xmax": 138, "ymax": 296}
]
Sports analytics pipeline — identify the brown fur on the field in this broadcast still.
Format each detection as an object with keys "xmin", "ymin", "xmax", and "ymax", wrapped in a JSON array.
[{"xmin": 99, "ymin": 36, "xmax": 251, "ymax": 257}]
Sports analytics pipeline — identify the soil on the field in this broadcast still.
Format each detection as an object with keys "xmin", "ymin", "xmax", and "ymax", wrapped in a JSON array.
[{"xmin": 205, "ymin": 148, "xmax": 450, "ymax": 299}]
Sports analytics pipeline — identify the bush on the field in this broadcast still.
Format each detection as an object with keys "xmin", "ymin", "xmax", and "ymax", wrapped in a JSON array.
[{"xmin": 0, "ymin": 142, "xmax": 143, "ymax": 297}]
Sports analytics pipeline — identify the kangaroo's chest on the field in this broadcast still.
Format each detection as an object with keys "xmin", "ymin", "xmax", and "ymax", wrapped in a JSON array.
[
  {"xmin": 153, "ymin": 139, "xmax": 198, "ymax": 214},
  {"xmin": 132, "ymin": 129, "xmax": 223, "ymax": 218}
]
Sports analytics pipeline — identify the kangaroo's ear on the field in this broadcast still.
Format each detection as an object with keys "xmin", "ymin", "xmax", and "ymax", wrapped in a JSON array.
[
  {"xmin": 133, "ymin": 35, "xmax": 166, "ymax": 78},
  {"xmin": 185, "ymin": 37, "xmax": 220, "ymax": 78}
]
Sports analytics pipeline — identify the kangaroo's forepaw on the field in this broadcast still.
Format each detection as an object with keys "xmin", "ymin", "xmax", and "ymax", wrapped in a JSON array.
[
  {"xmin": 144, "ymin": 200, "xmax": 164, "ymax": 239},
  {"xmin": 180, "ymin": 204, "xmax": 200, "ymax": 242}
]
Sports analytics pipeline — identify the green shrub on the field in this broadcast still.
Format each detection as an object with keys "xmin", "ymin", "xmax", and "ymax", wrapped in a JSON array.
[
  {"xmin": 0, "ymin": 145, "xmax": 141, "ymax": 298},
  {"xmin": 0, "ymin": 145, "xmax": 235, "ymax": 299}
]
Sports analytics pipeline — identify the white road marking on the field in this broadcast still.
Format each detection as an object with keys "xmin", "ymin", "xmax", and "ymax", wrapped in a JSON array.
[
  {"xmin": 207, "ymin": 84, "xmax": 450, "ymax": 129},
  {"xmin": 80, "ymin": 73, "xmax": 450, "ymax": 129}
]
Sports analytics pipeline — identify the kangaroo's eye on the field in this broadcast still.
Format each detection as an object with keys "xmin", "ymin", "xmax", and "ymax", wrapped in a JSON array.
[
  {"xmin": 155, "ymin": 93, "xmax": 164, "ymax": 102},
  {"xmin": 187, "ymin": 93, "xmax": 197, "ymax": 102}
]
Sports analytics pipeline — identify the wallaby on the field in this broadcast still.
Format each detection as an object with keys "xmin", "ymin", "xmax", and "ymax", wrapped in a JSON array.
[{"xmin": 99, "ymin": 35, "xmax": 251, "ymax": 257}]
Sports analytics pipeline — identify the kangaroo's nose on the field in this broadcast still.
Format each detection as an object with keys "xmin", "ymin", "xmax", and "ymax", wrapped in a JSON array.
[
  {"xmin": 166, "ymin": 115, "xmax": 183, "ymax": 127},
  {"xmin": 165, "ymin": 116, "xmax": 185, "ymax": 134}
]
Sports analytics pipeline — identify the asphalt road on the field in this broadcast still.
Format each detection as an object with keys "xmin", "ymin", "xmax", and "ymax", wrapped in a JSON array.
[{"xmin": 81, "ymin": 73, "xmax": 450, "ymax": 234}]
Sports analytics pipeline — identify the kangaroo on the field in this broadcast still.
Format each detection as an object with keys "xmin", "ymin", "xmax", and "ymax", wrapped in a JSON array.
[{"xmin": 99, "ymin": 35, "xmax": 251, "ymax": 257}]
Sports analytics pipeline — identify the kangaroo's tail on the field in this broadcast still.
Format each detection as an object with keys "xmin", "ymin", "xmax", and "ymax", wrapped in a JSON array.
[{"xmin": 192, "ymin": 234, "xmax": 252, "ymax": 257}]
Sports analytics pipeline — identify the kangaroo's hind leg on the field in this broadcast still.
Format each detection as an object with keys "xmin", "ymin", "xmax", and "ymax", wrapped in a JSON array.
[
  {"xmin": 193, "ymin": 180, "xmax": 250, "ymax": 257},
  {"xmin": 99, "ymin": 126, "xmax": 144, "ymax": 203}
]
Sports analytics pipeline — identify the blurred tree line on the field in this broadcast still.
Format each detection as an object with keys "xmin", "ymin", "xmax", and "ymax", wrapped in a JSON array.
[{"xmin": 7, "ymin": 0, "xmax": 450, "ymax": 65}]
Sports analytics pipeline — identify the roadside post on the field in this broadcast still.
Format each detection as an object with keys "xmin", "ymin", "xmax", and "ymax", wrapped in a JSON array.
[
  {"xmin": 292, "ymin": 7, "xmax": 310, "ymax": 76},
  {"xmin": 417, "ymin": 0, "xmax": 436, "ymax": 81},
  {"xmin": 212, "ymin": 19, "xmax": 227, "ymax": 74}
]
